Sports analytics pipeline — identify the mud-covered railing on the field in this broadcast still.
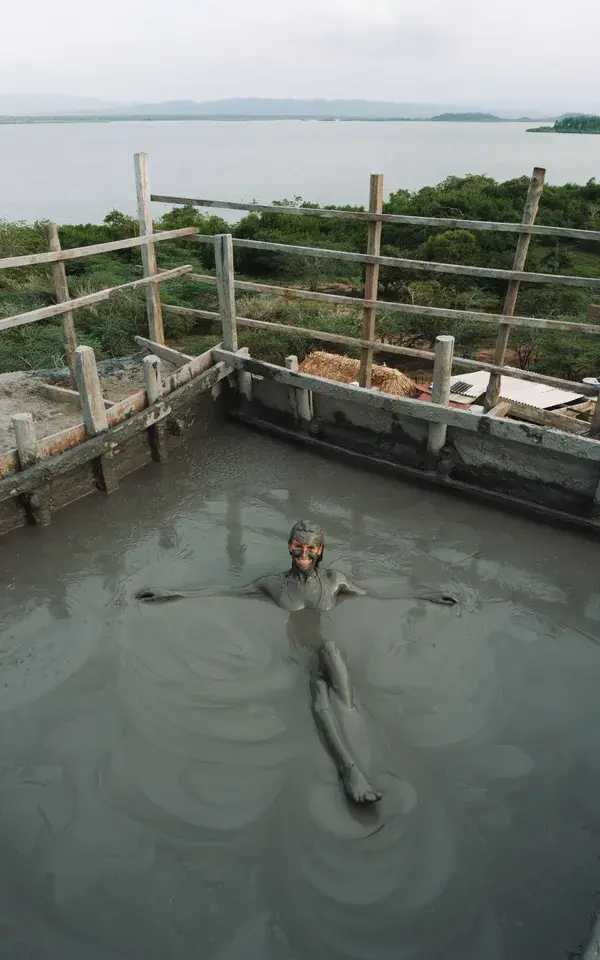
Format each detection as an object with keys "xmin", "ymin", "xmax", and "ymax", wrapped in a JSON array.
[{"xmin": 152, "ymin": 166, "xmax": 600, "ymax": 413}]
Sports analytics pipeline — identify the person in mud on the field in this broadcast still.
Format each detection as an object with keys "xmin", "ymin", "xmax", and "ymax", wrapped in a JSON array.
[{"xmin": 136, "ymin": 520, "xmax": 457, "ymax": 805}]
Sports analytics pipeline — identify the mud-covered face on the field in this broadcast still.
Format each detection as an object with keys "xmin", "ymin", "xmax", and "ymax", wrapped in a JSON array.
[{"xmin": 289, "ymin": 538, "xmax": 323, "ymax": 573}]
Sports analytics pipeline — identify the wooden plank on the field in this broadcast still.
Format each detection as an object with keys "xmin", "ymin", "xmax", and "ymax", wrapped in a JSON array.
[
  {"xmin": 225, "ymin": 236, "xmax": 600, "ymax": 291},
  {"xmin": 507, "ymin": 401, "xmax": 590, "ymax": 435},
  {"xmin": 285, "ymin": 355, "xmax": 312, "ymax": 421},
  {"xmin": 151, "ymin": 194, "xmax": 600, "ymax": 243},
  {"xmin": 44, "ymin": 222, "xmax": 77, "ymax": 383},
  {"xmin": 134, "ymin": 335, "xmax": 193, "ymax": 366},
  {"xmin": 484, "ymin": 168, "xmax": 546, "ymax": 411},
  {"xmin": 359, "ymin": 174, "xmax": 384, "ymax": 388},
  {"xmin": 187, "ymin": 273, "xmax": 600, "ymax": 336},
  {"xmin": 590, "ymin": 399, "xmax": 600, "ymax": 439},
  {"xmin": 427, "ymin": 335, "xmax": 455, "ymax": 455},
  {"xmin": 143, "ymin": 355, "xmax": 168, "ymax": 462},
  {"xmin": 0, "ymin": 227, "xmax": 198, "ymax": 271},
  {"xmin": 589, "ymin": 304, "xmax": 600, "ymax": 321},
  {"xmin": 215, "ymin": 234, "xmax": 238, "ymax": 351},
  {"xmin": 0, "ymin": 361, "xmax": 228, "ymax": 502},
  {"xmin": 212, "ymin": 348, "xmax": 600, "ymax": 461},
  {"xmin": 134, "ymin": 152, "xmax": 164, "ymax": 344},
  {"xmin": 166, "ymin": 303, "xmax": 600, "ymax": 398},
  {"xmin": 37, "ymin": 382, "xmax": 113, "ymax": 409},
  {"xmin": 486, "ymin": 401, "xmax": 512, "ymax": 418},
  {"xmin": 0, "ymin": 450, "xmax": 20, "ymax": 479},
  {"xmin": 0, "ymin": 266, "xmax": 191, "ymax": 332},
  {"xmin": 162, "ymin": 344, "xmax": 219, "ymax": 394}
]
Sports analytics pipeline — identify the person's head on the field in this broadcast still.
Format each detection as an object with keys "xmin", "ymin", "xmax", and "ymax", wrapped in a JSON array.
[{"xmin": 288, "ymin": 520, "xmax": 324, "ymax": 574}]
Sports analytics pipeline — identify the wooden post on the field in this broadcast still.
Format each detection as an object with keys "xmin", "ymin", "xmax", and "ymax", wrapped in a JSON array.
[
  {"xmin": 74, "ymin": 345, "xmax": 118, "ymax": 493},
  {"xmin": 43, "ymin": 222, "xmax": 77, "ymax": 384},
  {"xmin": 285, "ymin": 355, "xmax": 312, "ymax": 423},
  {"xmin": 590, "ymin": 394, "xmax": 600, "ymax": 439},
  {"xmin": 483, "ymin": 167, "xmax": 546, "ymax": 411},
  {"xmin": 134, "ymin": 152, "xmax": 164, "ymax": 344},
  {"xmin": 215, "ymin": 234, "xmax": 238, "ymax": 352},
  {"xmin": 12, "ymin": 413, "xmax": 51, "ymax": 524},
  {"xmin": 237, "ymin": 346, "xmax": 253, "ymax": 402},
  {"xmin": 427, "ymin": 335, "xmax": 455, "ymax": 456},
  {"xmin": 143, "ymin": 355, "xmax": 168, "ymax": 462},
  {"xmin": 358, "ymin": 173, "xmax": 384, "ymax": 388}
]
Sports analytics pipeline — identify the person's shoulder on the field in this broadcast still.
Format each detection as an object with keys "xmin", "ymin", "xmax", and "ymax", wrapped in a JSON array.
[{"xmin": 324, "ymin": 568, "xmax": 349, "ymax": 585}]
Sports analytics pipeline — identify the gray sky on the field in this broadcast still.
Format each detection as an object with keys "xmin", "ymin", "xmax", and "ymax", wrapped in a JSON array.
[{"xmin": 2, "ymin": 0, "xmax": 599, "ymax": 108}]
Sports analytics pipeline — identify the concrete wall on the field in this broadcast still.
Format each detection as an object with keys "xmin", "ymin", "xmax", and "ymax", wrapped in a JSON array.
[{"xmin": 237, "ymin": 375, "xmax": 600, "ymax": 531}]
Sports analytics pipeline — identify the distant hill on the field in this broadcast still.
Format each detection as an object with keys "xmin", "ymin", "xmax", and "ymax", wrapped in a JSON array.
[
  {"xmin": 430, "ymin": 112, "xmax": 504, "ymax": 122},
  {"xmin": 0, "ymin": 93, "xmax": 124, "ymax": 114},
  {"xmin": 528, "ymin": 114, "xmax": 600, "ymax": 134}
]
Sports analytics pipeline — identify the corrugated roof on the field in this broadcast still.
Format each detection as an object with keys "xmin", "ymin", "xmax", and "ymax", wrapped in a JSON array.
[{"xmin": 441, "ymin": 371, "xmax": 584, "ymax": 409}]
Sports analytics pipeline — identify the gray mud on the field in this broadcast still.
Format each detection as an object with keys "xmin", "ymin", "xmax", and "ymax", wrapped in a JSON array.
[{"xmin": 1, "ymin": 423, "xmax": 599, "ymax": 960}]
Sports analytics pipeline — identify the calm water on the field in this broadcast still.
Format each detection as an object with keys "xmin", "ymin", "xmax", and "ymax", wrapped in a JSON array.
[
  {"xmin": 1, "ymin": 424, "xmax": 599, "ymax": 959},
  {"xmin": 1, "ymin": 120, "xmax": 600, "ymax": 224}
]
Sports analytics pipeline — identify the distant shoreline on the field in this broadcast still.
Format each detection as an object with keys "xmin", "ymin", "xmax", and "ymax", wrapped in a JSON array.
[{"xmin": 0, "ymin": 112, "xmax": 544, "ymax": 126}]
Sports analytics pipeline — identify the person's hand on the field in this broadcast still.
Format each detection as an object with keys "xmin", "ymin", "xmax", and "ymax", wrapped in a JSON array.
[{"xmin": 135, "ymin": 588, "xmax": 179, "ymax": 603}]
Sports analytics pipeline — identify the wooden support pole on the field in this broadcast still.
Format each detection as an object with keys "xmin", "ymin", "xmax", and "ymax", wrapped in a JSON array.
[
  {"xmin": 134, "ymin": 152, "xmax": 164, "ymax": 345},
  {"xmin": 43, "ymin": 222, "xmax": 77, "ymax": 384},
  {"xmin": 12, "ymin": 413, "xmax": 51, "ymax": 524},
  {"xmin": 74, "ymin": 345, "xmax": 118, "ymax": 493},
  {"xmin": 427, "ymin": 335, "xmax": 455, "ymax": 456},
  {"xmin": 215, "ymin": 234, "xmax": 238, "ymax": 352},
  {"xmin": 358, "ymin": 174, "xmax": 384, "ymax": 388},
  {"xmin": 590, "ymin": 398, "xmax": 600, "ymax": 440},
  {"xmin": 237, "ymin": 346, "xmax": 253, "ymax": 402},
  {"xmin": 483, "ymin": 167, "xmax": 546, "ymax": 411},
  {"xmin": 285, "ymin": 355, "xmax": 313, "ymax": 423},
  {"xmin": 143, "ymin": 355, "xmax": 168, "ymax": 462}
]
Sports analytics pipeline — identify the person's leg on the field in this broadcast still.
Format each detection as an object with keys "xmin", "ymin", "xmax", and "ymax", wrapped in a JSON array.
[{"xmin": 310, "ymin": 656, "xmax": 381, "ymax": 805}]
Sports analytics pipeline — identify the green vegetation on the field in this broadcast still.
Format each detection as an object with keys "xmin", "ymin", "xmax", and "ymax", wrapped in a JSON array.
[
  {"xmin": 1, "ymin": 174, "xmax": 600, "ymax": 381},
  {"xmin": 430, "ymin": 113, "xmax": 503, "ymax": 122},
  {"xmin": 528, "ymin": 114, "xmax": 600, "ymax": 134}
]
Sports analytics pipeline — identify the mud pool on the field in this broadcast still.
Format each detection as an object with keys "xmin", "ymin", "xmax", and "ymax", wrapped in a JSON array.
[{"xmin": 1, "ymin": 423, "xmax": 599, "ymax": 960}]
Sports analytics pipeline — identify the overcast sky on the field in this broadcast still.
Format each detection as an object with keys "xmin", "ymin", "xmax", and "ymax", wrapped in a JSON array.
[{"xmin": 2, "ymin": 0, "xmax": 598, "ymax": 109}]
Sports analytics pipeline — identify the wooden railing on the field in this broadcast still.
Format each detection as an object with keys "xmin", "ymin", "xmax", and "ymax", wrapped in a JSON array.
[{"xmin": 152, "ymin": 167, "xmax": 600, "ymax": 415}]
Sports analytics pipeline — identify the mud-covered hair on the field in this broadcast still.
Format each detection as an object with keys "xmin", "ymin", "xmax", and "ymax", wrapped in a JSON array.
[{"xmin": 288, "ymin": 520, "xmax": 325, "ymax": 567}]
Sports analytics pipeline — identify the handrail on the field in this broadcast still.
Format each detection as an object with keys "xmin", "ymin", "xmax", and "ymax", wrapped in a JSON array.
[
  {"xmin": 187, "ymin": 272, "xmax": 600, "ymax": 336},
  {"xmin": 0, "ymin": 226, "xmax": 198, "ymax": 271},
  {"xmin": 151, "ymin": 193, "xmax": 600, "ymax": 244},
  {"xmin": 189, "ymin": 234, "xmax": 600, "ymax": 290},
  {"xmin": 0, "ymin": 266, "xmax": 191, "ymax": 332}
]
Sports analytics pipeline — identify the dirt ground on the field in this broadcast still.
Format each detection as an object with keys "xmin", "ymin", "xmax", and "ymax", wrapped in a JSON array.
[{"xmin": 0, "ymin": 356, "xmax": 177, "ymax": 455}]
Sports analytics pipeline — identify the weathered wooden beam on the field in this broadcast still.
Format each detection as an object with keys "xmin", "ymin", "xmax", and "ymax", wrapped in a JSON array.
[
  {"xmin": 507, "ymin": 402, "xmax": 590, "ymax": 435},
  {"xmin": 285, "ymin": 355, "xmax": 313, "ymax": 422},
  {"xmin": 359, "ymin": 173, "xmax": 384, "ymax": 388},
  {"xmin": 427, "ymin": 335, "xmax": 455, "ymax": 455},
  {"xmin": 590, "ymin": 399, "xmax": 600, "ymax": 440},
  {"xmin": 37, "ymin": 381, "xmax": 113, "ymax": 409},
  {"xmin": 0, "ymin": 360, "xmax": 228, "ymax": 504},
  {"xmin": 44, "ymin": 222, "xmax": 77, "ymax": 383},
  {"xmin": 151, "ymin": 193, "xmax": 600, "ymax": 243},
  {"xmin": 135, "ymin": 152, "xmax": 165, "ymax": 344},
  {"xmin": 485, "ymin": 401, "xmax": 512, "ymax": 418},
  {"xmin": 12, "ymin": 413, "xmax": 51, "ymax": 524},
  {"xmin": 484, "ymin": 168, "xmax": 546, "ymax": 412},
  {"xmin": 134, "ymin": 335, "xmax": 193, "ymax": 367},
  {"xmin": 74, "ymin": 345, "xmax": 118, "ymax": 493},
  {"xmin": 589, "ymin": 304, "xmax": 600, "ymax": 322},
  {"xmin": 212, "ymin": 348, "xmax": 600, "ymax": 461},
  {"xmin": 143, "ymin": 355, "xmax": 168, "ymax": 462},
  {"xmin": 237, "ymin": 347, "xmax": 253, "ymax": 401},
  {"xmin": 174, "ymin": 304, "xmax": 599, "ymax": 399},
  {"xmin": 0, "ymin": 227, "xmax": 198, "ymax": 271},
  {"xmin": 161, "ymin": 344, "xmax": 221, "ymax": 394},
  {"xmin": 218, "ymin": 236, "xmax": 600, "ymax": 291},
  {"xmin": 187, "ymin": 273, "xmax": 600, "ymax": 337},
  {"xmin": 0, "ymin": 266, "xmax": 191, "ymax": 333},
  {"xmin": 214, "ymin": 234, "xmax": 238, "ymax": 352}
]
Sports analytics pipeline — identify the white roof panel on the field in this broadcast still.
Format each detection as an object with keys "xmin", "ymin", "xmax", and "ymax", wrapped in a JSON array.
[{"xmin": 446, "ymin": 371, "xmax": 583, "ymax": 409}]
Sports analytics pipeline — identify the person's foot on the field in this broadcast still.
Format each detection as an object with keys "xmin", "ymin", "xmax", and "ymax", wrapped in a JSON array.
[{"xmin": 341, "ymin": 765, "xmax": 382, "ymax": 805}]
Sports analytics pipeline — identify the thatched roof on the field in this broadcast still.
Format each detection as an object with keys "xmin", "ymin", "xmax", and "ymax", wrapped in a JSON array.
[{"xmin": 299, "ymin": 351, "xmax": 418, "ymax": 398}]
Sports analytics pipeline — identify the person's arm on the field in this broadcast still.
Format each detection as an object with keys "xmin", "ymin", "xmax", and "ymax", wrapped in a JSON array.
[
  {"xmin": 135, "ymin": 579, "xmax": 264, "ymax": 603},
  {"xmin": 331, "ymin": 571, "xmax": 458, "ymax": 606}
]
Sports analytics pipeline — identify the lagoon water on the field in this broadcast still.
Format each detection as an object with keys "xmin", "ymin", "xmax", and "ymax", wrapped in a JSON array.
[
  {"xmin": 1, "ymin": 120, "xmax": 600, "ymax": 224},
  {"xmin": 1, "ymin": 424, "xmax": 600, "ymax": 959}
]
